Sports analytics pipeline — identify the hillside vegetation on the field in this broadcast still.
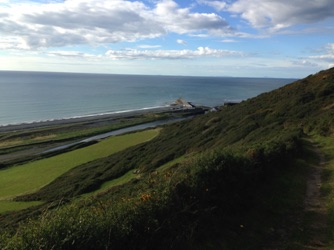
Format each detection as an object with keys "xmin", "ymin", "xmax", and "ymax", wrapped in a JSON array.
[{"xmin": 0, "ymin": 68, "xmax": 334, "ymax": 249}]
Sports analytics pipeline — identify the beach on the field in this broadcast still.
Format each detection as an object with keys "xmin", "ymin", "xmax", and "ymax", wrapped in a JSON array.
[{"xmin": 0, "ymin": 106, "xmax": 173, "ymax": 133}]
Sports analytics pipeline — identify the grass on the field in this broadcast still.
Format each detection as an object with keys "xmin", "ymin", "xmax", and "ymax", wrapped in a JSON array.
[
  {"xmin": 312, "ymin": 134, "xmax": 334, "ymax": 248},
  {"xmin": 0, "ymin": 129, "xmax": 159, "ymax": 201},
  {"xmin": 82, "ymin": 169, "xmax": 138, "ymax": 198},
  {"xmin": 279, "ymin": 134, "xmax": 334, "ymax": 249},
  {"xmin": 82, "ymin": 155, "xmax": 188, "ymax": 198},
  {"xmin": 156, "ymin": 155, "xmax": 186, "ymax": 172},
  {"xmin": 0, "ymin": 201, "xmax": 43, "ymax": 214},
  {"xmin": 83, "ymin": 154, "xmax": 189, "ymax": 197},
  {"xmin": 197, "ymin": 145, "xmax": 312, "ymax": 249}
]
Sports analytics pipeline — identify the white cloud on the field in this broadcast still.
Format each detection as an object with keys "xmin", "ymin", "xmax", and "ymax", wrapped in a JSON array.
[
  {"xmin": 153, "ymin": 0, "xmax": 229, "ymax": 34},
  {"xmin": 105, "ymin": 47, "xmax": 245, "ymax": 60},
  {"xmin": 287, "ymin": 43, "xmax": 334, "ymax": 71},
  {"xmin": 0, "ymin": 0, "xmax": 230, "ymax": 50},
  {"xmin": 291, "ymin": 60, "xmax": 318, "ymax": 67},
  {"xmin": 221, "ymin": 39, "xmax": 238, "ymax": 43},
  {"xmin": 309, "ymin": 43, "xmax": 334, "ymax": 62},
  {"xmin": 137, "ymin": 45, "xmax": 162, "ymax": 49},
  {"xmin": 46, "ymin": 50, "xmax": 97, "ymax": 59},
  {"xmin": 176, "ymin": 39, "xmax": 187, "ymax": 45},
  {"xmin": 198, "ymin": 0, "xmax": 227, "ymax": 11},
  {"xmin": 227, "ymin": 0, "xmax": 334, "ymax": 31},
  {"xmin": 0, "ymin": 37, "xmax": 29, "ymax": 49}
]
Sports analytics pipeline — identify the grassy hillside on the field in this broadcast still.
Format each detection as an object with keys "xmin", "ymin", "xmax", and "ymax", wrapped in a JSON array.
[{"xmin": 0, "ymin": 68, "xmax": 333, "ymax": 249}]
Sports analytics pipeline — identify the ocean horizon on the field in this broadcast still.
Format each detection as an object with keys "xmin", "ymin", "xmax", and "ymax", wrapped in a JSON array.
[{"xmin": 0, "ymin": 70, "xmax": 296, "ymax": 126}]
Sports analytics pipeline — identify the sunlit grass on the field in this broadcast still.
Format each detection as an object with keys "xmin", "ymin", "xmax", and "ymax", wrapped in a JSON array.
[{"xmin": 0, "ymin": 129, "xmax": 159, "ymax": 201}]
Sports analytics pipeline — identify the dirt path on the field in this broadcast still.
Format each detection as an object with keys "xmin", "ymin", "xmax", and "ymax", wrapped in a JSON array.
[{"xmin": 303, "ymin": 145, "xmax": 328, "ymax": 249}]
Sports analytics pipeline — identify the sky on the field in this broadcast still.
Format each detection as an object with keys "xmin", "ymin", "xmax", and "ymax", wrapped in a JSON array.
[{"xmin": 0, "ymin": 0, "xmax": 333, "ymax": 78}]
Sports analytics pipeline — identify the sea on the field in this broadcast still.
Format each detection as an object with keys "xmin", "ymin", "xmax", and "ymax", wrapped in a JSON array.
[{"xmin": 0, "ymin": 71, "xmax": 296, "ymax": 126}]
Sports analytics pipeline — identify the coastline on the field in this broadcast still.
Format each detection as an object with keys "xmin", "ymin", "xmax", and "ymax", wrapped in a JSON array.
[{"xmin": 0, "ymin": 106, "xmax": 172, "ymax": 133}]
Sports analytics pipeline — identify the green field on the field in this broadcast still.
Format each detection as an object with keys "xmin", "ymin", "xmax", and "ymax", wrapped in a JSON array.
[
  {"xmin": 0, "ymin": 201, "xmax": 43, "ymax": 214},
  {"xmin": 0, "ymin": 129, "xmax": 159, "ymax": 201}
]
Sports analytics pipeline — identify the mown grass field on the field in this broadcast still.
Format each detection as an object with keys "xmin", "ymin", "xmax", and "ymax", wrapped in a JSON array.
[{"xmin": 0, "ymin": 129, "xmax": 159, "ymax": 202}]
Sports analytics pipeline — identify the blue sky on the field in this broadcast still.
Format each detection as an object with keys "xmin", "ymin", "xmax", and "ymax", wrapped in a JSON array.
[{"xmin": 0, "ymin": 0, "xmax": 333, "ymax": 78}]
